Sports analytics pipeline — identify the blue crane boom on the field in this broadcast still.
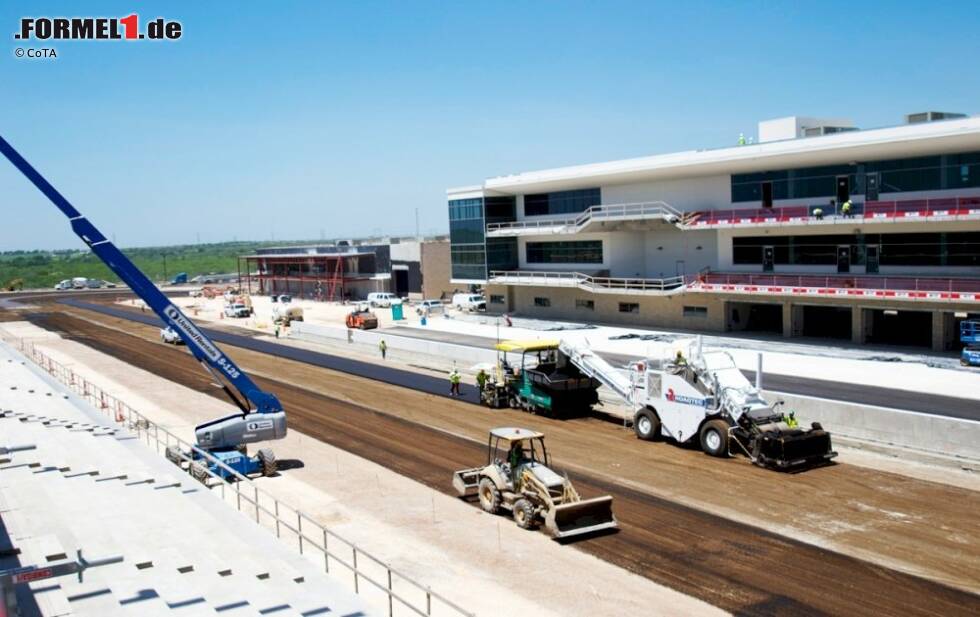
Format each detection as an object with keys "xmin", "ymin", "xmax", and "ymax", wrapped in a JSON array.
[{"xmin": 1, "ymin": 135, "xmax": 286, "ymax": 465}]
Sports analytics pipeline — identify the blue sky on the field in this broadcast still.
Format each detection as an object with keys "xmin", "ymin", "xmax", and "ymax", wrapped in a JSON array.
[{"xmin": 2, "ymin": 1, "xmax": 978, "ymax": 250}]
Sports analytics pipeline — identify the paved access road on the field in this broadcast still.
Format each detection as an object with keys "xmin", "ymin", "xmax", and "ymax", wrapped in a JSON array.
[{"xmin": 31, "ymin": 310, "xmax": 980, "ymax": 617}]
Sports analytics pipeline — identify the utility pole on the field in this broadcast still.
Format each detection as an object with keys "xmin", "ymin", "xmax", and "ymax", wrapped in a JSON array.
[{"xmin": 415, "ymin": 208, "xmax": 420, "ymax": 240}]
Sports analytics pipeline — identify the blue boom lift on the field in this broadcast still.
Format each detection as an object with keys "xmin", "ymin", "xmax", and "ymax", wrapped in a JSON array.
[
  {"xmin": 0, "ymin": 136, "xmax": 287, "ymax": 480},
  {"xmin": 961, "ymin": 320, "xmax": 980, "ymax": 367}
]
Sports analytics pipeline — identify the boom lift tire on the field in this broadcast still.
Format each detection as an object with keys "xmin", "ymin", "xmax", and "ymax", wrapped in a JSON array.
[
  {"xmin": 258, "ymin": 448, "xmax": 277, "ymax": 477},
  {"xmin": 478, "ymin": 478, "xmax": 502, "ymax": 514},
  {"xmin": 513, "ymin": 499, "xmax": 536, "ymax": 529},
  {"xmin": 633, "ymin": 409, "xmax": 661, "ymax": 441},
  {"xmin": 700, "ymin": 419, "xmax": 730, "ymax": 457}
]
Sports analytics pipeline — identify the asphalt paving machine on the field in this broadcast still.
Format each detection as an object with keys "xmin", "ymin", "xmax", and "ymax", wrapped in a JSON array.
[
  {"xmin": 0, "ymin": 136, "xmax": 287, "ymax": 481},
  {"xmin": 480, "ymin": 340, "xmax": 600, "ymax": 417},
  {"xmin": 453, "ymin": 427, "xmax": 617, "ymax": 539}
]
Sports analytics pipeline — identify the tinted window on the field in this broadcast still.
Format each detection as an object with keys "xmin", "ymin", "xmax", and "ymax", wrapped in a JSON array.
[
  {"xmin": 524, "ymin": 188, "xmax": 600, "ymax": 216},
  {"xmin": 526, "ymin": 240, "xmax": 603, "ymax": 264}
]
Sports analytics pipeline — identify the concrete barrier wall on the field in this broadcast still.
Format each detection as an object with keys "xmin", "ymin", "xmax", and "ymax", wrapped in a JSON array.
[
  {"xmin": 290, "ymin": 321, "xmax": 499, "ymax": 370},
  {"xmin": 291, "ymin": 322, "xmax": 980, "ymax": 461},
  {"xmin": 765, "ymin": 390, "xmax": 980, "ymax": 461}
]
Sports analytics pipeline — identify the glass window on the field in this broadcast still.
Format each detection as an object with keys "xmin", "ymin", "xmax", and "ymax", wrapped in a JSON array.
[
  {"xmin": 683, "ymin": 306, "xmax": 708, "ymax": 317},
  {"xmin": 533, "ymin": 297, "xmax": 551, "ymax": 307},
  {"xmin": 489, "ymin": 295, "xmax": 505, "ymax": 304},
  {"xmin": 619, "ymin": 302, "xmax": 639, "ymax": 314},
  {"xmin": 524, "ymin": 188, "xmax": 601, "ymax": 216},
  {"xmin": 487, "ymin": 237, "xmax": 518, "ymax": 271},
  {"xmin": 526, "ymin": 240, "xmax": 603, "ymax": 264},
  {"xmin": 732, "ymin": 232, "xmax": 979, "ymax": 267},
  {"xmin": 451, "ymin": 245, "xmax": 486, "ymax": 280},
  {"xmin": 575, "ymin": 299, "xmax": 594, "ymax": 310},
  {"xmin": 731, "ymin": 151, "xmax": 980, "ymax": 202},
  {"xmin": 484, "ymin": 196, "xmax": 517, "ymax": 223}
]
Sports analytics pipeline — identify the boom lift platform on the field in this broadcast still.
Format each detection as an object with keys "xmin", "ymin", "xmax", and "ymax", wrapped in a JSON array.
[
  {"xmin": 562, "ymin": 338, "xmax": 836, "ymax": 471},
  {"xmin": 0, "ymin": 136, "xmax": 287, "ymax": 481}
]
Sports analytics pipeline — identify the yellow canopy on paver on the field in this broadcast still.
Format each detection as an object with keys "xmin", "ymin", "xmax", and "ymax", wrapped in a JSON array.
[{"xmin": 494, "ymin": 339, "xmax": 560, "ymax": 353}]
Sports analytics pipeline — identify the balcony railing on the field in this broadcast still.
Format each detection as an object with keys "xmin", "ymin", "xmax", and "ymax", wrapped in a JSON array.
[
  {"xmin": 863, "ymin": 196, "xmax": 980, "ymax": 218},
  {"xmin": 489, "ymin": 270, "xmax": 687, "ymax": 293},
  {"xmin": 485, "ymin": 201, "xmax": 681, "ymax": 234},
  {"xmin": 699, "ymin": 273, "xmax": 980, "ymax": 294}
]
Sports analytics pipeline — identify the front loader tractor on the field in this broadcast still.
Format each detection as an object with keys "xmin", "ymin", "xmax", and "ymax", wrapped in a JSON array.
[{"xmin": 453, "ymin": 427, "xmax": 617, "ymax": 540}]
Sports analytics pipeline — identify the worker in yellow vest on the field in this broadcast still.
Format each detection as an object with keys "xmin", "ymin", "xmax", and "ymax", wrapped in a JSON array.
[{"xmin": 449, "ymin": 368, "xmax": 462, "ymax": 397}]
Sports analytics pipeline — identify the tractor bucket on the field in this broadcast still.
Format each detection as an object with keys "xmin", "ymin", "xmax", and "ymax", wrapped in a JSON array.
[
  {"xmin": 545, "ymin": 495, "xmax": 617, "ymax": 540},
  {"xmin": 452, "ymin": 467, "xmax": 482, "ymax": 497},
  {"xmin": 754, "ymin": 424, "xmax": 838, "ymax": 471}
]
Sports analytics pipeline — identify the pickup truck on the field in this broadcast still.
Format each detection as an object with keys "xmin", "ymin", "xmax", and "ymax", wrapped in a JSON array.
[
  {"xmin": 160, "ymin": 327, "xmax": 183, "ymax": 345},
  {"xmin": 224, "ymin": 303, "xmax": 250, "ymax": 318}
]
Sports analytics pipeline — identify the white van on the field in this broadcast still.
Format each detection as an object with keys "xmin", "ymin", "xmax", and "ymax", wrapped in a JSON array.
[
  {"xmin": 452, "ymin": 293, "xmax": 486, "ymax": 312},
  {"xmin": 367, "ymin": 292, "xmax": 402, "ymax": 308}
]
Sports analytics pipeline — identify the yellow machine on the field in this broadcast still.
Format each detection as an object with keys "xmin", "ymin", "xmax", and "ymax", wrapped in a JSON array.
[{"xmin": 452, "ymin": 427, "xmax": 617, "ymax": 540}]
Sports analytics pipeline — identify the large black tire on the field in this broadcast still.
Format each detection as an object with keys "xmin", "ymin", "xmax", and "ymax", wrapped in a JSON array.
[
  {"xmin": 633, "ymin": 409, "xmax": 661, "ymax": 441},
  {"xmin": 478, "ymin": 478, "xmax": 501, "ymax": 514},
  {"xmin": 513, "ymin": 499, "xmax": 536, "ymax": 529},
  {"xmin": 700, "ymin": 419, "xmax": 730, "ymax": 457},
  {"xmin": 257, "ymin": 448, "xmax": 277, "ymax": 477}
]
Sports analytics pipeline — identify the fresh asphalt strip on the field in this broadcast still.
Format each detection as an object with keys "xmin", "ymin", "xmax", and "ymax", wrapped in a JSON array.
[
  {"xmin": 59, "ymin": 298, "xmax": 483, "ymax": 406},
  {"xmin": 60, "ymin": 298, "xmax": 979, "ymax": 422}
]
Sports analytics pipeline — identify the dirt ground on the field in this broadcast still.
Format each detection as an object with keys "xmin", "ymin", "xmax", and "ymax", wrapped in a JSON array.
[
  {"xmin": 1, "ymin": 319, "xmax": 721, "ymax": 617},
  {"xmin": 8, "ymin": 305, "xmax": 979, "ymax": 616}
]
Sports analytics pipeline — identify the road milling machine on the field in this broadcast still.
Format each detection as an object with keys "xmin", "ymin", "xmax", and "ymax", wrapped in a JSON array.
[{"xmin": 561, "ymin": 339, "xmax": 837, "ymax": 470}]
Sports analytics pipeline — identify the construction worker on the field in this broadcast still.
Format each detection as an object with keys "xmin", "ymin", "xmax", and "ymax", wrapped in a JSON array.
[
  {"xmin": 379, "ymin": 339, "xmax": 387, "ymax": 360},
  {"xmin": 841, "ymin": 199, "xmax": 853, "ymax": 218},
  {"xmin": 476, "ymin": 368, "xmax": 489, "ymax": 391},
  {"xmin": 784, "ymin": 411, "xmax": 799, "ymax": 428},
  {"xmin": 813, "ymin": 207, "xmax": 824, "ymax": 220},
  {"xmin": 674, "ymin": 350, "xmax": 687, "ymax": 366},
  {"xmin": 274, "ymin": 324, "xmax": 280, "ymax": 339},
  {"xmin": 449, "ymin": 368, "xmax": 462, "ymax": 396}
]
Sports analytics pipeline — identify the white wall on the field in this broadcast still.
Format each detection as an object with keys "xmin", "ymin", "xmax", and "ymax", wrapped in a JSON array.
[
  {"xmin": 601, "ymin": 174, "xmax": 731, "ymax": 212},
  {"xmin": 643, "ymin": 229, "xmax": 719, "ymax": 278}
]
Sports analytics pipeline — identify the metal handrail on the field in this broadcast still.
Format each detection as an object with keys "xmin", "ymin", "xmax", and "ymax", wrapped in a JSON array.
[
  {"xmin": 489, "ymin": 270, "xmax": 687, "ymax": 292},
  {"xmin": 10, "ymin": 338, "xmax": 474, "ymax": 617},
  {"xmin": 699, "ymin": 273, "xmax": 980, "ymax": 293},
  {"xmin": 486, "ymin": 200, "xmax": 681, "ymax": 233}
]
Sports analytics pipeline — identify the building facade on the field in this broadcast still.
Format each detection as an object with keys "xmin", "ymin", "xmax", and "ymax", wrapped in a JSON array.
[
  {"xmin": 447, "ymin": 114, "xmax": 980, "ymax": 350},
  {"xmin": 239, "ymin": 236, "xmax": 449, "ymax": 301}
]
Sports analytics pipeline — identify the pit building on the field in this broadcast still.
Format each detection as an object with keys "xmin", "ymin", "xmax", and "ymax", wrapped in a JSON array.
[{"xmin": 447, "ymin": 113, "xmax": 980, "ymax": 350}]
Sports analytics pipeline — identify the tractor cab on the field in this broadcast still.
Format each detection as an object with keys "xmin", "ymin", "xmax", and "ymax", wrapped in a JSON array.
[{"xmin": 486, "ymin": 427, "xmax": 552, "ymax": 489}]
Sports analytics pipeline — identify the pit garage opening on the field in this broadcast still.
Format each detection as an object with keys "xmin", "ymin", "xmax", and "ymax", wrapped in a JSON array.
[
  {"xmin": 865, "ymin": 309, "xmax": 932, "ymax": 348},
  {"xmin": 726, "ymin": 302, "xmax": 783, "ymax": 334},
  {"xmin": 801, "ymin": 305, "xmax": 852, "ymax": 340}
]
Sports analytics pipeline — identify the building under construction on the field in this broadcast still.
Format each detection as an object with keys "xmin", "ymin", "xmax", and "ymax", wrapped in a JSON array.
[{"xmin": 238, "ymin": 238, "xmax": 451, "ymax": 301}]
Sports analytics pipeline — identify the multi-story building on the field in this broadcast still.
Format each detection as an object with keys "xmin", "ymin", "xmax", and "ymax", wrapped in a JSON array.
[{"xmin": 447, "ymin": 113, "xmax": 980, "ymax": 350}]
